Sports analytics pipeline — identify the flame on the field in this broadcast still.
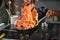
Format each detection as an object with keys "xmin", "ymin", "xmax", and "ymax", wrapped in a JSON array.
[
  {"xmin": 23, "ymin": 0, "xmax": 31, "ymax": 3},
  {"xmin": 15, "ymin": 3, "xmax": 38, "ymax": 30}
]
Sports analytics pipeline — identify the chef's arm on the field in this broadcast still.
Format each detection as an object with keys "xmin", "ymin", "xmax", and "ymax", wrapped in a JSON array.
[
  {"xmin": 46, "ymin": 10, "xmax": 60, "ymax": 18},
  {"xmin": 54, "ymin": 10, "xmax": 60, "ymax": 17}
]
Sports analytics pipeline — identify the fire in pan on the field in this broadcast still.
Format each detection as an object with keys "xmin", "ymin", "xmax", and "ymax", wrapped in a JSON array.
[{"xmin": 14, "ymin": 16, "xmax": 46, "ymax": 35}]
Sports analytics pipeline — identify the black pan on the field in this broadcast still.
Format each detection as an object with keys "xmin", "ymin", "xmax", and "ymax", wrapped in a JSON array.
[{"xmin": 15, "ymin": 16, "xmax": 46, "ymax": 35}]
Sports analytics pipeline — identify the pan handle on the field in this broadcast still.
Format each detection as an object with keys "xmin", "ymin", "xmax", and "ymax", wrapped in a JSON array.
[{"xmin": 38, "ymin": 16, "xmax": 46, "ymax": 23}]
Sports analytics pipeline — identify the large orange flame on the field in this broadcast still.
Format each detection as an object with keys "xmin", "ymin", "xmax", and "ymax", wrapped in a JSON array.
[
  {"xmin": 14, "ymin": 3, "xmax": 38, "ymax": 30},
  {"xmin": 23, "ymin": 0, "xmax": 31, "ymax": 3}
]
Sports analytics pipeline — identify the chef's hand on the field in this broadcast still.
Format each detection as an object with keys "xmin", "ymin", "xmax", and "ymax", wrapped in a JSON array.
[{"xmin": 46, "ymin": 10, "xmax": 55, "ymax": 18}]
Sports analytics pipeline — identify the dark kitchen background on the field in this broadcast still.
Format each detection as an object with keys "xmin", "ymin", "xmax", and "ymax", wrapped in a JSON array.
[{"xmin": 0, "ymin": 0, "xmax": 60, "ymax": 40}]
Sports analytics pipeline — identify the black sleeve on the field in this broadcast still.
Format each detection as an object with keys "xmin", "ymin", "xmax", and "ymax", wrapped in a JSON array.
[
  {"xmin": 36, "ymin": 8, "xmax": 49, "ymax": 20},
  {"xmin": 40, "ymin": 8, "xmax": 49, "ymax": 19},
  {"xmin": 45, "ymin": 9, "xmax": 49, "ymax": 15},
  {"xmin": 42, "ymin": 8, "xmax": 49, "ymax": 17}
]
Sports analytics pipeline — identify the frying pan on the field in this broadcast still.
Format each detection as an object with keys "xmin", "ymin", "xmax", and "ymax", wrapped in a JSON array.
[{"xmin": 16, "ymin": 16, "xmax": 46, "ymax": 35}]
